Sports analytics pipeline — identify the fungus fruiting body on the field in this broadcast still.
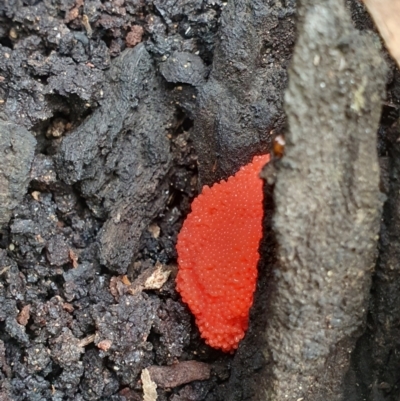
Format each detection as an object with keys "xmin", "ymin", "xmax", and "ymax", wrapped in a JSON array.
[{"xmin": 176, "ymin": 154, "xmax": 270, "ymax": 352}]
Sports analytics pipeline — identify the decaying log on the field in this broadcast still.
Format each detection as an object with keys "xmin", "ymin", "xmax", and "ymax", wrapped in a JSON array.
[
  {"xmin": 192, "ymin": 0, "xmax": 296, "ymax": 187},
  {"xmin": 257, "ymin": 0, "xmax": 387, "ymax": 399}
]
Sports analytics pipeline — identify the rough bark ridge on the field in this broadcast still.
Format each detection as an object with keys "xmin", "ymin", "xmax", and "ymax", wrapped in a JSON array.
[
  {"xmin": 57, "ymin": 45, "xmax": 174, "ymax": 273},
  {"xmin": 260, "ymin": 1, "xmax": 387, "ymax": 399}
]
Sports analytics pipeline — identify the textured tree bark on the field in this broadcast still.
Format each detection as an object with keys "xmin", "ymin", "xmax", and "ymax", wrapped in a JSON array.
[
  {"xmin": 191, "ymin": 0, "xmax": 296, "ymax": 187},
  {"xmin": 258, "ymin": 0, "xmax": 387, "ymax": 399}
]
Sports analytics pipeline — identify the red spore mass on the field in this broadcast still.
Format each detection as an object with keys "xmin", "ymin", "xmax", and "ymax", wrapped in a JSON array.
[{"xmin": 176, "ymin": 154, "xmax": 270, "ymax": 352}]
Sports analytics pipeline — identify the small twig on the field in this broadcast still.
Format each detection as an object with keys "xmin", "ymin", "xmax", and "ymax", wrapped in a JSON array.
[
  {"xmin": 0, "ymin": 266, "xmax": 11, "ymax": 276},
  {"xmin": 78, "ymin": 334, "xmax": 95, "ymax": 347}
]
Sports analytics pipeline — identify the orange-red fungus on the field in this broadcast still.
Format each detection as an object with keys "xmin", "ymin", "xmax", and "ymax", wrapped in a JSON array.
[{"xmin": 176, "ymin": 154, "xmax": 270, "ymax": 352}]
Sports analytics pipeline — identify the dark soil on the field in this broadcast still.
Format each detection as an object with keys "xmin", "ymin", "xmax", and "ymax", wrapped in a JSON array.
[
  {"xmin": 0, "ymin": 1, "xmax": 226, "ymax": 400},
  {"xmin": 1, "ymin": 1, "xmax": 400, "ymax": 401}
]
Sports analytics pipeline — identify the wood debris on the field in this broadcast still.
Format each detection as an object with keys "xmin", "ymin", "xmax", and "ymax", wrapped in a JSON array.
[
  {"xmin": 363, "ymin": 0, "xmax": 400, "ymax": 68},
  {"xmin": 17, "ymin": 305, "xmax": 31, "ymax": 326},
  {"xmin": 141, "ymin": 368, "xmax": 158, "ymax": 401},
  {"xmin": 147, "ymin": 361, "xmax": 211, "ymax": 388}
]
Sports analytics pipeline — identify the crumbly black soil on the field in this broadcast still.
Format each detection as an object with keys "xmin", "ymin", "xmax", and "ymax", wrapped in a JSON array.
[{"xmin": 0, "ymin": 1, "xmax": 400, "ymax": 401}]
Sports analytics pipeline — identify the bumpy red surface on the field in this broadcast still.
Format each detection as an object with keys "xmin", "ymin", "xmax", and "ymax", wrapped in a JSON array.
[{"xmin": 176, "ymin": 154, "xmax": 270, "ymax": 352}]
